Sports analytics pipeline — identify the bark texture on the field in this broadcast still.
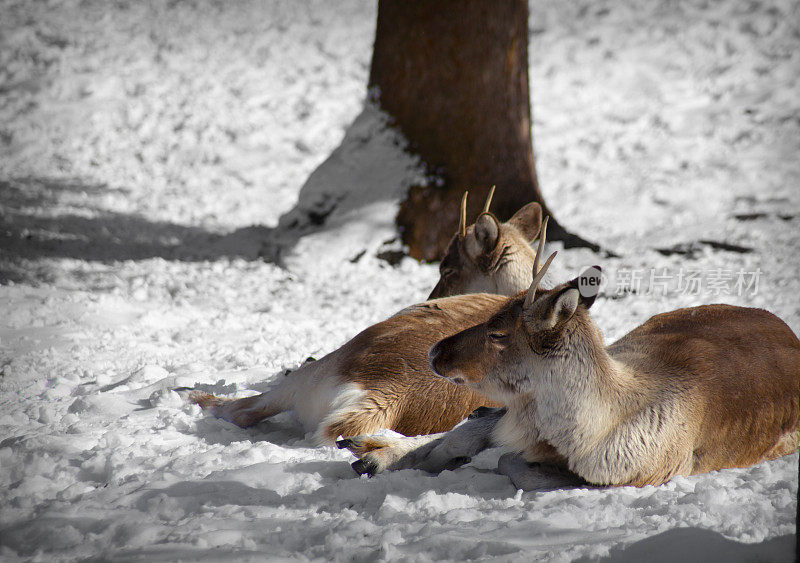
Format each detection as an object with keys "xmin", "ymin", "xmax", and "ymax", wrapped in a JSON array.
[{"xmin": 370, "ymin": 0, "xmax": 555, "ymax": 260}]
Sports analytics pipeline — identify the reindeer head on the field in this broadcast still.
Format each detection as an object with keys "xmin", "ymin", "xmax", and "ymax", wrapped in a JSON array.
[
  {"xmin": 429, "ymin": 223, "xmax": 603, "ymax": 403},
  {"xmin": 428, "ymin": 187, "xmax": 544, "ymax": 299}
]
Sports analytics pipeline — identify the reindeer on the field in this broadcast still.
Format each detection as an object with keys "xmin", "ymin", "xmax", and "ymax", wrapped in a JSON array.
[
  {"xmin": 340, "ymin": 242, "xmax": 799, "ymax": 488},
  {"xmin": 187, "ymin": 190, "xmax": 547, "ymax": 444},
  {"xmin": 428, "ymin": 186, "xmax": 545, "ymax": 299}
]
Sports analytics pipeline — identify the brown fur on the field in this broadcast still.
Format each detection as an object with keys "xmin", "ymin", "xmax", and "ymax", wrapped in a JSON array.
[
  {"xmin": 609, "ymin": 305, "xmax": 800, "ymax": 476},
  {"xmin": 188, "ymin": 391, "xmax": 282, "ymax": 428},
  {"xmin": 325, "ymin": 294, "xmax": 506, "ymax": 441}
]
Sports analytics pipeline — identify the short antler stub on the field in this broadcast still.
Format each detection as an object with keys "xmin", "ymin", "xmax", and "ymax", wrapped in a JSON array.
[
  {"xmin": 483, "ymin": 185, "xmax": 495, "ymax": 214},
  {"xmin": 458, "ymin": 191, "xmax": 469, "ymax": 238}
]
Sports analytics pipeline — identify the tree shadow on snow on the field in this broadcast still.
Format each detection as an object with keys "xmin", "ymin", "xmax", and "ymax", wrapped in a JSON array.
[
  {"xmin": 131, "ymin": 456, "xmax": 529, "ymax": 526},
  {"xmin": 135, "ymin": 480, "xmax": 283, "ymax": 512},
  {"xmin": 188, "ymin": 414, "xmax": 307, "ymax": 447},
  {"xmin": 0, "ymin": 106, "xmax": 417, "ymax": 284},
  {"xmin": 0, "ymin": 177, "xmax": 278, "ymax": 283}
]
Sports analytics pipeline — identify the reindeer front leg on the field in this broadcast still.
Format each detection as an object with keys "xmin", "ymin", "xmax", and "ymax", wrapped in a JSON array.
[
  {"xmin": 338, "ymin": 407, "xmax": 506, "ymax": 476},
  {"xmin": 337, "ymin": 432, "xmax": 448, "ymax": 476}
]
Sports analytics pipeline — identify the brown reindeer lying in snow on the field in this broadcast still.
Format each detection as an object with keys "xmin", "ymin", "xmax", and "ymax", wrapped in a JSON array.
[
  {"xmin": 188, "ymin": 190, "xmax": 548, "ymax": 443},
  {"xmin": 340, "ymin": 246, "xmax": 800, "ymax": 487}
]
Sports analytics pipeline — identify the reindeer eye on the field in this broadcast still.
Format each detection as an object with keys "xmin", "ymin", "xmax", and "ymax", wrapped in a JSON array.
[
  {"xmin": 441, "ymin": 268, "xmax": 456, "ymax": 279},
  {"xmin": 489, "ymin": 332, "xmax": 509, "ymax": 341}
]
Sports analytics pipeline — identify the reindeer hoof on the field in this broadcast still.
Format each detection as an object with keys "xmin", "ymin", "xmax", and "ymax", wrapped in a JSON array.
[
  {"xmin": 468, "ymin": 406, "xmax": 505, "ymax": 419},
  {"xmin": 336, "ymin": 439, "xmax": 354, "ymax": 449},
  {"xmin": 443, "ymin": 456, "xmax": 472, "ymax": 470},
  {"xmin": 352, "ymin": 458, "xmax": 379, "ymax": 477}
]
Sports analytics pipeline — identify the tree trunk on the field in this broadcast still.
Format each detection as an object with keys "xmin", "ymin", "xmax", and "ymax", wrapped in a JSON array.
[{"xmin": 370, "ymin": 0, "xmax": 555, "ymax": 261}]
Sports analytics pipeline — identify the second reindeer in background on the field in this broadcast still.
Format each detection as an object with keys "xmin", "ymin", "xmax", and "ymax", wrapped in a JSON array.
[
  {"xmin": 188, "ymin": 190, "xmax": 549, "ymax": 443},
  {"xmin": 429, "ymin": 187, "xmax": 545, "ymax": 299}
]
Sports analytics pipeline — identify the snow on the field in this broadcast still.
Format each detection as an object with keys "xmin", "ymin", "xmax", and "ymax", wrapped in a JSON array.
[{"xmin": 1, "ymin": 0, "xmax": 798, "ymax": 561}]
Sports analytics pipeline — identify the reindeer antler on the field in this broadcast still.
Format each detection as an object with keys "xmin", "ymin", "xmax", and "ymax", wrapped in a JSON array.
[
  {"xmin": 524, "ymin": 216, "xmax": 557, "ymax": 308},
  {"xmin": 532, "ymin": 216, "xmax": 547, "ymax": 274},
  {"xmin": 458, "ymin": 191, "xmax": 468, "ymax": 238},
  {"xmin": 483, "ymin": 185, "xmax": 495, "ymax": 214}
]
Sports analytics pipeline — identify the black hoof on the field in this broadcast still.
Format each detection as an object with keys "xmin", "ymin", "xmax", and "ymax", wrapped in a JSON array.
[
  {"xmin": 351, "ymin": 458, "xmax": 379, "ymax": 477},
  {"xmin": 336, "ymin": 439, "xmax": 354, "ymax": 449},
  {"xmin": 444, "ymin": 456, "xmax": 471, "ymax": 470},
  {"xmin": 468, "ymin": 406, "xmax": 505, "ymax": 419},
  {"xmin": 172, "ymin": 386, "xmax": 194, "ymax": 392}
]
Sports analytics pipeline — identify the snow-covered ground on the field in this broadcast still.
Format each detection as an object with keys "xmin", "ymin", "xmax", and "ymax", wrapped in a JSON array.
[{"xmin": 1, "ymin": 0, "xmax": 798, "ymax": 560}]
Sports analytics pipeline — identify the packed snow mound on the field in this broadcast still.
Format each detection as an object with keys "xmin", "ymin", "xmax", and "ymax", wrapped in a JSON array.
[
  {"xmin": 272, "ymin": 102, "xmax": 425, "ymax": 273},
  {"xmin": 1, "ymin": 0, "xmax": 798, "ymax": 561}
]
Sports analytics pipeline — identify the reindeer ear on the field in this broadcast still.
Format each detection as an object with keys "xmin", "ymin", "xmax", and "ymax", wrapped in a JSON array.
[
  {"xmin": 569, "ymin": 266, "xmax": 602, "ymax": 309},
  {"xmin": 473, "ymin": 213, "xmax": 500, "ymax": 253},
  {"xmin": 553, "ymin": 288, "xmax": 580, "ymax": 324},
  {"xmin": 507, "ymin": 202, "xmax": 543, "ymax": 242},
  {"xmin": 524, "ymin": 287, "xmax": 579, "ymax": 330}
]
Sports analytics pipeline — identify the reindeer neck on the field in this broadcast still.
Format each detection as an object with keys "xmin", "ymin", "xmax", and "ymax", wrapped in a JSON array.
[
  {"xmin": 532, "ymin": 321, "xmax": 641, "ymax": 451},
  {"xmin": 497, "ymin": 251, "xmax": 535, "ymax": 294}
]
